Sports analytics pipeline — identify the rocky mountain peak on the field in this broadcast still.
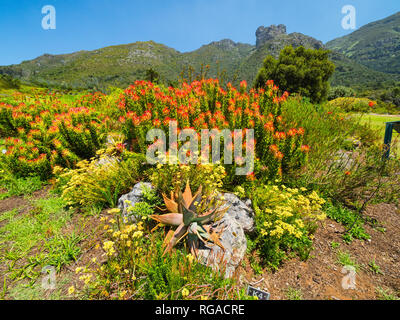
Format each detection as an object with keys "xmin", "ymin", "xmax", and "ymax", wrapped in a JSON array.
[{"xmin": 256, "ymin": 24, "xmax": 287, "ymax": 48}]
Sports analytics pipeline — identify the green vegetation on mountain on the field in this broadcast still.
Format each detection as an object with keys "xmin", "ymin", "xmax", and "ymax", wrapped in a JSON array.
[
  {"xmin": 326, "ymin": 12, "xmax": 400, "ymax": 75},
  {"xmin": 0, "ymin": 74, "xmax": 20, "ymax": 90}
]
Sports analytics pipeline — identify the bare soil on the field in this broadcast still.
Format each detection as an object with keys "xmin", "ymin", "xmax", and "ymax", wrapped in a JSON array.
[{"xmin": 239, "ymin": 203, "xmax": 400, "ymax": 300}]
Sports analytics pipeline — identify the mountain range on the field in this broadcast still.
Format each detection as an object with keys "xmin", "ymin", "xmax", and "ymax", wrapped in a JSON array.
[{"xmin": 1, "ymin": 12, "xmax": 399, "ymax": 91}]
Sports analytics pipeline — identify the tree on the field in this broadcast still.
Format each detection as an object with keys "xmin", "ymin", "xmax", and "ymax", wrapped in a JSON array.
[
  {"xmin": 254, "ymin": 46, "xmax": 335, "ymax": 103},
  {"xmin": 145, "ymin": 68, "xmax": 160, "ymax": 83},
  {"xmin": 0, "ymin": 74, "xmax": 21, "ymax": 89}
]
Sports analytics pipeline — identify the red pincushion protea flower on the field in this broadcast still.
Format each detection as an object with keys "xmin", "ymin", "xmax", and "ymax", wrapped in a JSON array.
[
  {"xmin": 288, "ymin": 128, "xmax": 297, "ymax": 137},
  {"xmin": 153, "ymin": 119, "xmax": 161, "ymax": 127},
  {"xmin": 274, "ymin": 151, "xmax": 284, "ymax": 160},
  {"xmin": 246, "ymin": 172, "xmax": 256, "ymax": 181},
  {"xmin": 369, "ymin": 101, "xmax": 375, "ymax": 107},
  {"xmin": 269, "ymin": 144, "xmax": 279, "ymax": 153},
  {"xmin": 116, "ymin": 143, "xmax": 125, "ymax": 152},
  {"xmin": 301, "ymin": 145, "xmax": 310, "ymax": 153},
  {"xmin": 297, "ymin": 127, "xmax": 305, "ymax": 135}
]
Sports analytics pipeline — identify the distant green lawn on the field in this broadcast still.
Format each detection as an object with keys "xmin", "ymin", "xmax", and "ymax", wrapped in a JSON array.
[
  {"xmin": 355, "ymin": 113, "xmax": 400, "ymax": 157},
  {"xmin": 358, "ymin": 114, "xmax": 400, "ymax": 133}
]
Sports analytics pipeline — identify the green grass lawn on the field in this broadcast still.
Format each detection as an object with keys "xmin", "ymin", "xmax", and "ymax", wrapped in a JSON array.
[
  {"xmin": 0, "ymin": 194, "xmax": 83, "ymax": 299},
  {"xmin": 357, "ymin": 114, "xmax": 400, "ymax": 133},
  {"xmin": 355, "ymin": 113, "xmax": 400, "ymax": 156}
]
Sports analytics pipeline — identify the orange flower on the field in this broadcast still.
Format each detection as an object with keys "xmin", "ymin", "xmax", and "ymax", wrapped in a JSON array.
[
  {"xmin": 246, "ymin": 172, "xmax": 256, "ymax": 181},
  {"xmin": 301, "ymin": 145, "xmax": 310, "ymax": 152},
  {"xmin": 345, "ymin": 171, "xmax": 351, "ymax": 176}
]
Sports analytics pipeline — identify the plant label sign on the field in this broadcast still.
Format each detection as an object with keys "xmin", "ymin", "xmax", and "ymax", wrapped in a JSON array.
[{"xmin": 247, "ymin": 285, "xmax": 270, "ymax": 300}]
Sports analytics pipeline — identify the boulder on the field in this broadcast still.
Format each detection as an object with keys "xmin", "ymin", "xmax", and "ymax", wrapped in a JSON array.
[
  {"xmin": 117, "ymin": 182, "xmax": 153, "ymax": 222},
  {"xmin": 196, "ymin": 193, "xmax": 255, "ymax": 278},
  {"xmin": 221, "ymin": 193, "xmax": 255, "ymax": 233},
  {"xmin": 196, "ymin": 213, "xmax": 247, "ymax": 278}
]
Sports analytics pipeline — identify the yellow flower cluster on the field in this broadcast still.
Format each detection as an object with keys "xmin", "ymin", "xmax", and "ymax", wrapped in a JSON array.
[
  {"xmin": 55, "ymin": 150, "xmax": 140, "ymax": 207},
  {"xmin": 150, "ymin": 163, "xmax": 226, "ymax": 197},
  {"xmin": 79, "ymin": 273, "xmax": 93, "ymax": 285},
  {"xmin": 257, "ymin": 185, "xmax": 326, "ymax": 240},
  {"xmin": 103, "ymin": 241, "xmax": 116, "ymax": 256},
  {"xmin": 102, "ymin": 216, "xmax": 145, "ymax": 257}
]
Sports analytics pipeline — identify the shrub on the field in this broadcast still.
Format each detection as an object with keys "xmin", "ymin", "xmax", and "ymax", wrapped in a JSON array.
[
  {"xmin": 53, "ymin": 107, "xmax": 110, "ymax": 159},
  {"xmin": 149, "ymin": 162, "xmax": 226, "ymax": 197},
  {"xmin": 0, "ymin": 91, "xmax": 113, "ymax": 179},
  {"xmin": 328, "ymin": 86, "xmax": 356, "ymax": 100},
  {"xmin": 56, "ymin": 147, "xmax": 146, "ymax": 209},
  {"xmin": 1, "ymin": 137, "xmax": 53, "ymax": 179},
  {"xmin": 254, "ymin": 46, "xmax": 335, "ymax": 103},
  {"xmin": 251, "ymin": 184, "xmax": 326, "ymax": 270},
  {"xmin": 299, "ymin": 144, "xmax": 397, "ymax": 206},
  {"xmin": 74, "ymin": 214, "xmax": 246, "ymax": 300},
  {"xmin": 328, "ymin": 97, "xmax": 376, "ymax": 113},
  {"xmin": 279, "ymin": 97, "xmax": 397, "ymax": 206}
]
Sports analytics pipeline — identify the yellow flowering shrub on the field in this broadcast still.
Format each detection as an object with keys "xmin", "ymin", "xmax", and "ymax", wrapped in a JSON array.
[
  {"xmin": 150, "ymin": 163, "xmax": 226, "ymax": 197},
  {"xmin": 252, "ymin": 185, "xmax": 326, "ymax": 270},
  {"xmin": 55, "ymin": 148, "xmax": 145, "ymax": 208},
  {"xmin": 74, "ymin": 211, "xmax": 246, "ymax": 300}
]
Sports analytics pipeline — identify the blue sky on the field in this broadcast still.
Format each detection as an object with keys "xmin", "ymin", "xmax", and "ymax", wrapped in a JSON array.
[{"xmin": 0, "ymin": 0, "xmax": 399, "ymax": 66}]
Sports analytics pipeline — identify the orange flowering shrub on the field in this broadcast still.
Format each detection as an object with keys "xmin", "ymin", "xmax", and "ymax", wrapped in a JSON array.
[
  {"xmin": 2, "ymin": 137, "xmax": 53, "ymax": 179},
  {"xmin": 0, "ymin": 92, "xmax": 110, "ymax": 179},
  {"xmin": 116, "ymin": 79, "xmax": 309, "ymax": 181},
  {"xmin": 52, "ymin": 107, "xmax": 110, "ymax": 159},
  {"xmin": 1, "ymin": 80, "xmax": 309, "ymax": 182}
]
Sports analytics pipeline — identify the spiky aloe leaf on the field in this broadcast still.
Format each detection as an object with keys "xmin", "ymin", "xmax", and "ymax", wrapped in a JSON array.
[
  {"xmin": 196, "ymin": 224, "xmax": 224, "ymax": 250},
  {"xmin": 192, "ymin": 207, "xmax": 219, "ymax": 225},
  {"xmin": 188, "ymin": 185, "xmax": 203, "ymax": 212},
  {"xmin": 163, "ymin": 223, "xmax": 188, "ymax": 255},
  {"xmin": 182, "ymin": 201, "xmax": 197, "ymax": 226},
  {"xmin": 163, "ymin": 229, "xmax": 175, "ymax": 247},
  {"xmin": 150, "ymin": 213, "xmax": 183, "ymax": 226},
  {"xmin": 182, "ymin": 180, "xmax": 193, "ymax": 208},
  {"xmin": 162, "ymin": 193, "xmax": 178, "ymax": 213},
  {"xmin": 187, "ymin": 231, "xmax": 199, "ymax": 257}
]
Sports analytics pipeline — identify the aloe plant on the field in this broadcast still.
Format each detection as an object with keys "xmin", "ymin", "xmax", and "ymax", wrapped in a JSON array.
[{"xmin": 150, "ymin": 181, "xmax": 228, "ymax": 256}]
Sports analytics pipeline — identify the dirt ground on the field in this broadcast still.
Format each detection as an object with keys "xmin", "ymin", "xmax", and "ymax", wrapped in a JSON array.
[{"xmin": 239, "ymin": 203, "xmax": 400, "ymax": 300}]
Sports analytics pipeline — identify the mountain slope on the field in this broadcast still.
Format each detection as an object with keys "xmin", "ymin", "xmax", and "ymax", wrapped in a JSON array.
[
  {"xmin": 183, "ymin": 39, "xmax": 254, "ymax": 82},
  {"xmin": 329, "ymin": 51, "xmax": 399, "ymax": 89},
  {"xmin": 0, "ymin": 41, "xmax": 184, "ymax": 89},
  {"xmin": 326, "ymin": 12, "xmax": 400, "ymax": 75}
]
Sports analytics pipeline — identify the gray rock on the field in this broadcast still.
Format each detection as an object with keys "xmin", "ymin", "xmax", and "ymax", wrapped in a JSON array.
[
  {"xmin": 117, "ymin": 182, "xmax": 153, "ymax": 222},
  {"xmin": 196, "ymin": 213, "xmax": 247, "ymax": 278},
  {"xmin": 332, "ymin": 150, "xmax": 355, "ymax": 170},
  {"xmin": 256, "ymin": 24, "xmax": 287, "ymax": 48},
  {"xmin": 220, "ymin": 193, "xmax": 255, "ymax": 234},
  {"xmin": 95, "ymin": 154, "xmax": 119, "ymax": 168},
  {"xmin": 195, "ymin": 193, "xmax": 254, "ymax": 278}
]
